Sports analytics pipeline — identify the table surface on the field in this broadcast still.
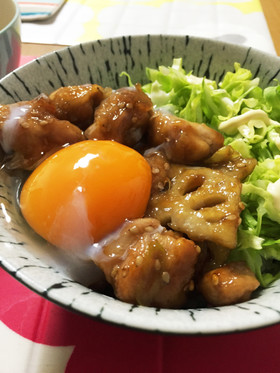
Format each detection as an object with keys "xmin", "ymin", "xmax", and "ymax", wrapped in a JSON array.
[
  {"xmin": 21, "ymin": 0, "xmax": 280, "ymax": 57},
  {"xmin": 260, "ymin": 0, "xmax": 280, "ymax": 55},
  {"xmin": 3, "ymin": 1, "xmax": 280, "ymax": 372}
]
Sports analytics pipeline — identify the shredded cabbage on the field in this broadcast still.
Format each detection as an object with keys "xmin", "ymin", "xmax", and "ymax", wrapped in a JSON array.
[{"xmin": 141, "ymin": 58, "xmax": 280, "ymax": 287}]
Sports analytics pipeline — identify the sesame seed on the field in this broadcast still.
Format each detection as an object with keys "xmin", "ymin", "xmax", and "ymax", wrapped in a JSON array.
[
  {"xmin": 39, "ymin": 120, "xmax": 48, "ymax": 126},
  {"xmin": 111, "ymin": 265, "xmax": 119, "ymax": 278},
  {"xmin": 226, "ymin": 214, "xmax": 236, "ymax": 221},
  {"xmin": 129, "ymin": 225, "xmax": 139, "ymax": 234},
  {"xmin": 151, "ymin": 113, "xmax": 159, "ymax": 120},
  {"xmin": 212, "ymin": 273, "xmax": 219, "ymax": 286},
  {"xmin": 154, "ymin": 259, "xmax": 161, "ymax": 271},
  {"xmin": 239, "ymin": 202, "xmax": 245, "ymax": 210},
  {"xmin": 20, "ymin": 121, "xmax": 30, "ymax": 128},
  {"xmin": 162, "ymin": 271, "xmax": 170, "ymax": 284},
  {"xmin": 195, "ymin": 245, "xmax": 201, "ymax": 254},
  {"xmin": 236, "ymin": 162, "xmax": 246, "ymax": 168},
  {"xmin": 152, "ymin": 167, "xmax": 160, "ymax": 174},
  {"xmin": 122, "ymin": 266, "xmax": 129, "ymax": 278},
  {"xmin": 135, "ymin": 255, "xmax": 143, "ymax": 267}
]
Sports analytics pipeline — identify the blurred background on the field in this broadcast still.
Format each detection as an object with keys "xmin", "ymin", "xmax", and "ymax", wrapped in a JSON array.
[{"xmin": 18, "ymin": 0, "xmax": 278, "ymax": 56}]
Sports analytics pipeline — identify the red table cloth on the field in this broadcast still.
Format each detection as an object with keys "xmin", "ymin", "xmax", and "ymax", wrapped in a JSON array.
[{"xmin": 1, "ymin": 268, "xmax": 280, "ymax": 372}]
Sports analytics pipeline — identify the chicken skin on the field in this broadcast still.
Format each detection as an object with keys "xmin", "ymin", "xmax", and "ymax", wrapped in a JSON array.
[
  {"xmin": 85, "ymin": 84, "xmax": 153, "ymax": 147},
  {"xmin": 148, "ymin": 111, "xmax": 224, "ymax": 164},
  {"xmin": 0, "ymin": 94, "xmax": 84, "ymax": 170},
  {"xmin": 92, "ymin": 218, "xmax": 200, "ymax": 308},
  {"xmin": 49, "ymin": 84, "xmax": 107, "ymax": 130},
  {"xmin": 198, "ymin": 261, "xmax": 260, "ymax": 306}
]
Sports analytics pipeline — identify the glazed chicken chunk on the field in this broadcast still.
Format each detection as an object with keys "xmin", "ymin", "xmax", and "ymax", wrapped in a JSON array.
[
  {"xmin": 49, "ymin": 84, "xmax": 107, "ymax": 130},
  {"xmin": 198, "ymin": 261, "xmax": 260, "ymax": 306},
  {"xmin": 148, "ymin": 111, "xmax": 224, "ymax": 164},
  {"xmin": 0, "ymin": 94, "xmax": 84, "ymax": 170},
  {"xmin": 85, "ymin": 84, "xmax": 153, "ymax": 147},
  {"xmin": 92, "ymin": 218, "xmax": 200, "ymax": 308}
]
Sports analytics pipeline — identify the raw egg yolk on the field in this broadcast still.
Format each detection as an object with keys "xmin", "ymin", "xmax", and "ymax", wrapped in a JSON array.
[{"xmin": 20, "ymin": 140, "xmax": 152, "ymax": 253}]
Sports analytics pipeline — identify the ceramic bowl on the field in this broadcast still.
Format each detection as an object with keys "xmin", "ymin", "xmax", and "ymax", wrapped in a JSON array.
[
  {"xmin": 0, "ymin": 0, "xmax": 21, "ymax": 79},
  {"xmin": 0, "ymin": 35, "xmax": 280, "ymax": 335}
]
